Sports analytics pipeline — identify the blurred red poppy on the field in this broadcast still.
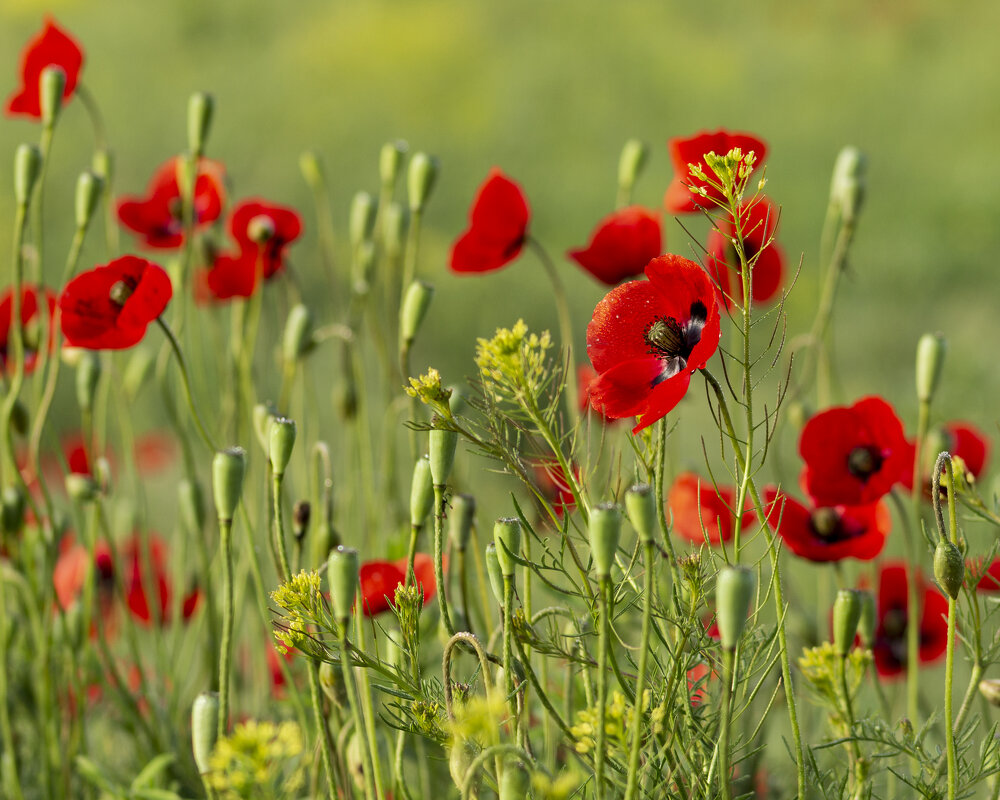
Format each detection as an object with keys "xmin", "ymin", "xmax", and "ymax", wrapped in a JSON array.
[
  {"xmin": 568, "ymin": 207, "xmax": 661, "ymax": 285},
  {"xmin": 577, "ymin": 364, "xmax": 617, "ymax": 425},
  {"xmin": 359, "ymin": 559, "xmax": 406, "ymax": 616},
  {"xmin": 450, "ymin": 169, "xmax": 530, "ymax": 274},
  {"xmin": 5, "ymin": 18, "xmax": 84, "ymax": 119},
  {"xmin": 586, "ymin": 255, "xmax": 721, "ymax": 433},
  {"xmin": 973, "ymin": 558, "xmax": 1000, "ymax": 592},
  {"xmin": 121, "ymin": 535, "xmax": 201, "ymax": 626},
  {"xmin": 59, "ymin": 255, "xmax": 171, "ymax": 350},
  {"xmin": 668, "ymin": 472, "xmax": 753, "ymax": 545},
  {"xmin": 705, "ymin": 196, "xmax": 785, "ymax": 307},
  {"xmin": 533, "ymin": 459, "xmax": 579, "ymax": 518},
  {"xmin": 873, "ymin": 562, "xmax": 948, "ymax": 677},
  {"xmin": 117, "ymin": 157, "xmax": 226, "ymax": 249},
  {"xmin": 901, "ymin": 421, "xmax": 990, "ymax": 494},
  {"xmin": 664, "ymin": 130, "xmax": 768, "ymax": 215},
  {"xmin": 268, "ymin": 644, "xmax": 295, "ymax": 699},
  {"xmin": 799, "ymin": 396, "xmax": 907, "ymax": 506},
  {"xmin": 0, "ymin": 285, "xmax": 56, "ymax": 374},
  {"xmin": 395, "ymin": 553, "xmax": 438, "ymax": 605}
]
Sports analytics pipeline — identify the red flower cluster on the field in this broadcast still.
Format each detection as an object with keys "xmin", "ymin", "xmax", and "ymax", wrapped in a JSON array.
[
  {"xmin": 359, "ymin": 553, "xmax": 437, "ymax": 617},
  {"xmin": 450, "ymin": 169, "xmax": 530, "ymax": 274},
  {"xmin": 5, "ymin": 18, "xmax": 84, "ymax": 119},
  {"xmin": 705, "ymin": 196, "xmax": 785, "ymax": 307},
  {"xmin": 872, "ymin": 562, "xmax": 948, "ymax": 677},
  {"xmin": 586, "ymin": 255, "xmax": 720, "ymax": 432},
  {"xmin": 0, "ymin": 285, "xmax": 56, "ymax": 374},
  {"xmin": 667, "ymin": 472, "xmax": 753, "ymax": 545},
  {"xmin": 567, "ymin": 206, "xmax": 662, "ymax": 286},
  {"xmin": 664, "ymin": 130, "xmax": 768, "ymax": 215}
]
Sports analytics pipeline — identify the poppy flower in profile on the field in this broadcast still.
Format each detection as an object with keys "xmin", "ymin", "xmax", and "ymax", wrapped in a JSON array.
[
  {"xmin": 59, "ymin": 255, "xmax": 172, "ymax": 350},
  {"xmin": 668, "ymin": 472, "xmax": 753, "ymax": 545},
  {"xmin": 799, "ymin": 396, "xmax": 908, "ymax": 507},
  {"xmin": 5, "ymin": 18, "xmax": 84, "ymax": 119},
  {"xmin": 117, "ymin": 157, "xmax": 226, "ymax": 249},
  {"xmin": 705, "ymin": 196, "xmax": 785, "ymax": 308},
  {"xmin": 761, "ymin": 487, "xmax": 889, "ymax": 562},
  {"xmin": 0, "ymin": 285, "xmax": 56, "ymax": 374},
  {"xmin": 568, "ymin": 206, "xmax": 662, "ymax": 286},
  {"xmin": 664, "ymin": 130, "xmax": 768, "ymax": 215},
  {"xmin": 586, "ymin": 255, "xmax": 721, "ymax": 433},
  {"xmin": 901, "ymin": 421, "xmax": 990, "ymax": 494},
  {"xmin": 450, "ymin": 169, "xmax": 530, "ymax": 274},
  {"xmin": 873, "ymin": 562, "xmax": 948, "ymax": 677}
]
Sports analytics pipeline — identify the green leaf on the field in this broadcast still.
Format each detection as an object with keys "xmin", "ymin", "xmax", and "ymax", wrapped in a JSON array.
[{"xmin": 130, "ymin": 754, "xmax": 175, "ymax": 791}]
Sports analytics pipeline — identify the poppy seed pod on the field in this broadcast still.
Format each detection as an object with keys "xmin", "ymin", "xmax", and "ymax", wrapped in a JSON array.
[
  {"xmin": 410, "ymin": 456, "xmax": 433, "ymax": 528},
  {"xmin": 407, "ymin": 152, "xmax": 438, "ymax": 212},
  {"xmin": 934, "ymin": 540, "xmax": 965, "ymax": 600},
  {"xmin": 178, "ymin": 479, "xmax": 206, "ymax": 534},
  {"xmin": 448, "ymin": 494, "xmax": 476, "ymax": 551},
  {"xmin": 282, "ymin": 304, "xmax": 314, "ymax": 364},
  {"xmin": 429, "ymin": 425, "xmax": 458, "ymax": 487},
  {"xmin": 499, "ymin": 760, "xmax": 531, "ymax": 800},
  {"xmin": 379, "ymin": 140, "xmax": 407, "ymax": 187},
  {"xmin": 625, "ymin": 483, "xmax": 657, "ymax": 544},
  {"xmin": 187, "ymin": 91, "xmax": 214, "ymax": 157},
  {"xmin": 493, "ymin": 518, "xmax": 522, "ymax": 578},
  {"xmin": 39, "ymin": 65, "xmax": 66, "ymax": 126},
  {"xmin": 617, "ymin": 138, "xmax": 648, "ymax": 192},
  {"xmin": 399, "ymin": 280, "xmax": 434, "ymax": 349},
  {"xmin": 832, "ymin": 589, "xmax": 865, "ymax": 657},
  {"xmin": 212, "ymin": 447, "xmax": 246, "ymax": 523},
  {"xmin": 191, "ymin": 692, "xmax": 219, "ymax": 774},
  {"xmin": 589, "ymin": 503, "xmax": 622, "ymax": 579},
  {"xmin": 328, "ymin": 546, "xmax": 360, "ymax": 622},
  {"xmin": 716, "ymin": 566, "xmax": 756, "ymax": 651},
  {"xmin": 268, "ymin": 417, "xmax": 297, "ymax": 477},
  {"xmin": 485, "ymin": 542, "xmax": 504, "ymax": 605},
  {"xmin": 858, "ymin": 589, "xmax": 876, "ymax": 649},
  {"xmin": 916, "ymin": 332, "xmax": 947, "ymax": 404},
  {"xmin": 14, "ymin": 143, "xmax": 42, "ymax": 207},
  {"xmin": 349, "ymin": 191, "xmax": 377, "ymax": 251},
  {"xmin": 75, "ymin": 351, "xmax": 101, "ymax": 413}
]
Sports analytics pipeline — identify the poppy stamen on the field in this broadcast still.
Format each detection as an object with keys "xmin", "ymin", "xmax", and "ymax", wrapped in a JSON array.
[
  {"xmin": 847, "ymin": 445, "xmax": 884, "ymax": 481},
  {"xmin": 808, "ymin": 507, "xmax": 842, "ymax": 541},
  {"xmin": 644, "ymin": 300, "xmax": 708, "ymax": 385},
  {"xmin": 109, "ymin": 279, "xmax": 135, "ymax": 307}
]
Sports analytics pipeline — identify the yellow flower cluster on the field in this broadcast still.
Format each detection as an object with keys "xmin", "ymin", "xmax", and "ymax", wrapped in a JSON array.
[
  {"xmin": 474, "ymin": 319, "xmax": 552, "ymax": 406},
  {"xmin": 569, "ymin": 690, "xmax": 651, "ymax": 755},
  {"xmin": 208, "ymin": 720, "xmax": 305, "ymax": 799}
]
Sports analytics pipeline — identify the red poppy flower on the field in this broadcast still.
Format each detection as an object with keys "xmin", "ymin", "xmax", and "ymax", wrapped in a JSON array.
[
  {"xmin": 568, "ymin": 206, "xmax": 662, "ymax": 285},
  {"xmin": 117, "ymin": 157, "xmax": 226, "ymax": 249},
  {"xmin": 799, "ymin": 396, "xmax": 908, "ymax": 507},
  {"xmin": 59, "ymin": 255, "xmax": 172, "ymax": 350},
  {"xmin": 5, "ymin": 18, "xmax": 84, "ymax": 119},
  {"xmin": 972, "ymin": 558, "xmax": 1000, "ymax": 592},
  {"xmin": 901, "ymin": 421, "xmax": 990, "ymax": 494},
  {"xmin": 577, "ymin": 364, "xmax": 617, "ymax": 425},
  {"xmin": 667, "ymin": 472, "xmax": 754, "ymax": 545},
  {"xmin": 450, "ymin": 169, "xmax": 530, "ymax": 274},
  {"xmin": 873, "ymin": 562, "xmax": 949, "ymax": 677},
  {"xmin": 268, "ymin": 645, "xmax": 295, "ymax": 699},
  {"xmin": 705, "ymin": 196, "xmax": 785, "ymax": 307},
  {"xmin": 586, "ymin": 255, "xmax": 721, "ymax": 433},
  {"xmin": 533, "ymin": 459, "xmax": 579, "ymax": 518},
  {"xmin": 53, "ymin": 536, "xmax": 115, "ymax": 614},
  {"xmin": 687, "ymin": 661, "xmax": 713, "ymax": 708},
  {"xmin": 0, "ymin": 285, "xmax": 56, "ymax": 374},
  {"xmin": 397, "ymin": 553, "xmax": 438, "ymax": 605},
  {"xmin": 762, "ymin": 487, "xmax": 889, "ymax": 562},
  {"xmin": 120, "ymin": 535, "xmax": 200, "ymax": 626},
  {"xmin": 359, "ymin": 553, "xmax": 440, "ymax": 616},
  {"xmin": 664, "ymin": 130, "xmax": 768, "ymax": 215}
]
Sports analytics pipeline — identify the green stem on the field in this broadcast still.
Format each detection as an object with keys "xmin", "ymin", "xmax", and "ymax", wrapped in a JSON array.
[
  {"xmin": 306, "ymin": 661, "xmax": 340, "ymax": 799},
  {"xmin": 351, "ymin": 613, "xmax": 387, "ymax": 800},
  {"xmin": 217, "ymin": 517, "xmax": 234, "ymax": 740},
  {"xmin": 718, "ymin": 648, "xmax": 735, "ymax": 800},
  {"xmin": 623, "ymin": 540, "xmax": 655, "ymax": 800},
  {"xmin": 272, "ymin": 473, "xmax": 293, "ymax": 583},
  {"xmin": 434, "ymin": 484, "xmax": 456, "ymax": 635},
  {"xmin": 502, "ymin": 574, "xmax": 517, "ymax": 722},
  {"xmin": 595, "ymin": 578, "xmax": 610, "ymax": 800},
  {"xmin": 839, "ymin": 655, "xmax": 865, "ymax": 800},
  {"xmin": 460, "ymin": 744, "xmax": 531, "ymax": 800},
  {"xmin": 338, "ymin": 625, "xmax": 376, "ymax": 800},
  {"xmin": 156, "ymin": 317, "xmax": 218, "ymax": 451},
  {"xmin": 945, "ymin": 597, "xmax": 957, "ymax": 800}
]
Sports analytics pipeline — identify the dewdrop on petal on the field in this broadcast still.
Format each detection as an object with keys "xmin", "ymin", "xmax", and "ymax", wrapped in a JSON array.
[
  {"xmin": 429, "ymin": 423, "xmax": 458, "ymax": 487},
  {"xmin": 407, "ymin": 152, "xmax": 438, "ymax": 213},
  {"xmin": 191, "ymin": 692, "xmax": 220, "ymax": 774},
  {"xmin": 187, "ymin": 91, "xmax": 214, "ymax": 158},
  {"xmin": 39, "ymin": 65, "xmax": 66, "ymax": 127},
  {"xmin": 328, "ymin": 546, "xmax": 360, "ymax": 622},
  {"xmin": 916, "ymin": 332, "xmax": 947, "ymax": 404},
  {"xmin": 268, "ymin": 417, "xmax": 297, "ymax": 477},
  {"xmin": 588, "ymin": 503, "xmax": 622, "ymax": 580},
  {"xmin": 399, "ymin": 280, "xmax": 434, "ymax": 350},
  {"xmin": 493, "ymin": 517, "xmax": 522, "ymax": 578},
  {"xmin": 410, "ymin": 456, "xmax": 433, "ymax": 528},
  {"xmin": 14, "ymin": 144, "xmax": 42, "ymax": 208},
  {"xmin": 282, "ymin": 304, "xmax": 314, "ymax": 364},
  {"xmin": 832, "ymin": 589, "xmax": 864, "ymax": 657},
  {"xmin": 75, "ymin": 351, "xmax": 101, "ymax": 413},
  {"xmin": 349, "ymin": 191, "xmax": 376, "ymax": 250},
  {"xmin": 625, "ymin": 483, "xmax": 657, "ymax": 544},
  {"xmin": 716, "ymin": 566, "xmax": 755, "ymax": 651},
  {"xmin": 448, "ymin": 494, "xmax": 476, "ymax": 552},
  {"xmin": 212, "ymin": 448, "xmax": 247, "ymax": 523},
  {"xmin": 379, "ymin": 140, "xmax": 408, "ymax": 187}
]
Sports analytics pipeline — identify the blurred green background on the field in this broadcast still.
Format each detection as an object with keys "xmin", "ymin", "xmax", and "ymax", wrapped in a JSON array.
[{"xmin": 2, "ymin": 0, "xmax": 999, "ymax": 432}]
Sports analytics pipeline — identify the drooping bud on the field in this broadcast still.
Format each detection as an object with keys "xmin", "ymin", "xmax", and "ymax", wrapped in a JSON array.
[
  {"xmin": 617, "ymin": 138, "xmax": 648, "ymax": 194},
  {"xmin": 379, "ymin": 140, "xmax": 408, "ymax": 188},
  {"xmin": 252, "ymin": 402, "xmax": 278, "ymax": 454},
  {"xmin": 410, "ymin": 456, "xmax": 433, "ymax": 528},
  {"xmin": 979, "ymin": 679, "xmax": 1000, "ymax": 707},
  {"xmin": 328, "ymin": 546, "xmax": 360, "ymax": 621},
  {"xmin": 429, "ymin": 424, "xmax": 458, "ymax": 487},
  {"xmin": 407, "ymin": 152, "xmax": 438, "ymax": 213},
  {"xmin": 588, "ymin": 503, "xmax": 622, "ymax": 579},
  {"xmin": 292, "ymin": 500, "xmax": 311, "ymax": 543},
  {"xmin": 178, "ymin": 479, "xmax": 206, "ymax": 534},
  {"xmin": 399, "ymin": 280, "xmax": 435, "ymax": 349},
  {"xmin": 830, "ymin": 146, "xmax": 866, "ymax": 224},
  {"xmin": 14, "ymin": 143, "xmax": 43, "ymax": 208},
  {"xmin": 832, "ymin": 589, "xmax": 864, "ymax": 657},
  {"xmin": 187, "ymin": 92, "xmax": 214, "ymax": 158},
  {"xmin": 485, "ymin": 542, "xmax": 504, "ymax": 604},
  {"xmin": 39, "ymin": 65, "xmax": 67, "ymax": 127},
  {"xmin": 282, "ymin": 304, "xmax": 314, "ymax": 364},
  {"xmin": 384, "ymin": 203, "xmax": 408, "ymax": 259},
  {"xmin": 92, "ymin": 149, "xmax": 113, "ymax": 183},
  {"xmin": 1, "ymin": 487, "xmax": 26, "ymax": 533},
  {"xmin": 191, "ymin": 692, "xmax": 219, "ymax": 774},
  {"xmin": 268, "ymin": 417, "xmax": 297, "ymax": 477},
  {"xmin": 65, "ymin": 473, "xmax": 98, "ymax": 503},
  {"xmin": 915, "ymin": 332, "xmax": 947, "ymax": 405},
  {"xmin": 493, "ymin": 517, "xmax": 521, "ymax": 577},
  {"xmin": 934, "ymin": 540, "xmax": 965, "ymax": 600},
  {"xmin": 857, "ymin": 589, "xmax": 876, "ymax": 649},
  {"xmin": 448, "ymin": 494, "xmax": 475, "ymax": 551},
  {"xmin": 498, "ymin": 760, "xmax": 531, "ymax": 800},
  {"xmin": 349, "ymin": 191, "xmax": 377, "ymax": 250},
  {"xmin": 75, "ymin": 351, "xmax": 102, "ymax": 413},
  {"xmin": 318, "ymin": 660, "xmax": 347, "ymax": 707},
  {"xmin": 212, "ymin": 447, "xmax": 247, "ymax": 523},
  {"xmin": 716, "ymin": 566, "xmax": 756, "ymax": 651},
  {"xmin": 625, "ymin": 483, "xmax": 657, "ymax": 544},
  {"xmin": 299, "ymin": 150, "xmax": 325, "ymax": 190}
]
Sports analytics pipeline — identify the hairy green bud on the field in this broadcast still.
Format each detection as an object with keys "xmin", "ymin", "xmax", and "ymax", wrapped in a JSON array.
[
  {"xmin": 212, "ymin": 447, "xmax": 246, "ymax": 522},
  {"xmin": 328, "ymin": 546, "xmax": 360, "ymax": 621},
  {"xmin": 625, "ymin": 483, "xmax": 657, "ymax": 544},
  {"xmin": 716, "ymin": 566, "xmax": 755, "ymax": 651},
  {"xmin": 191, "ymin": 692, "xmax": 219, "ymax": 774},
  {"xmin": 934, "ymin": 539, "xmax": 964, "ymax": 600},
  {"xmin": 832, "ymin": 589, "xmax": 864, "ymax": 657},
  {"xmin": 915, "ymin": 332, "xmax": 947, "ymax": 405},
  {"xmin": 493, "ymin": 517, "xmax": 521, "ymax": 577},
  {"xmin": 588, "ymin": 503, "xmax": 622, "ymax": 579}
]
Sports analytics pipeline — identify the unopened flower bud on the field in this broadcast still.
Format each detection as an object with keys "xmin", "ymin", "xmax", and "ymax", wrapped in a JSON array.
[
  {"xmin": 65, "ymin": 473, "xmax": 98, "ymax": 503},
  {"xmin": 380, "ymin": 140, "xmax": 408, "ymax": 187},
  {"xmin": 407, "ymin": 152, "xmax": 438, "ymax": 212},
  {"xmin": 830, "ymin": 146, "xmax": 866, "ymax": 223},
  {"xmin": 499, "ymin": 760, "xmax": 531, "ymax": 800},
  {"xmin": 916, "ymin": 332, "xmax": 947, "ymax": 404},
  {"xmin": 410, "ymin": 456, "xmax": 433, "ymax": 528},
  {"xmin": 716, "ymin": 566, "xmax": 756, "ymax": 651},
  {"xmin": 93, "ymin": 457, "xmax": 112, "ymax": 495},
  {"xmin": 588, "ymin": 503, "xmax": 622, "ymax": 579},
  {"xmin": 318, "ymin": 660, "xmax": 347, "ymax": 707},
  {"xmin": 857, "ymin": 589, "xmax": 876, "ymax": 648},
  {"xmin": 429, "ymin": 424, "xmax": 458, "ymax": 487},
  {"xmin": 399, "ymin": 280, "xmax": 434, "ymax": 349},
  {"xmin": 92, "ymin": 149, "xmax": 113, "ymax": 182},
  {"xmin": 934, "ymin": 539, "xmax": 965, "ymax": 599},
  {"xmin": 212, "ymin": 447, "xmax": 246, "ymax": 522},
  {"xmin": 493, "ymin": 517, "xmax": 521, "ymax": 577},
  {"xmin": 625, "ymin": 483, "xmax": 657, "ymax": 544},
  {"xmin": 449, "ymin": 739, "xmax": 478, "ymax": 792},
  {"xmin": 1, "ymin": 487, "xmax": 26, "ymax": 533},
  {"xmin": 328, "ymin": 546, "xmax": 360, "ymax": 621},
  {"xmin": 617, "ymin": 138, "xmax": 648, "ymax": 193},
  {"xmin": 253, "ymin": 402, "xmax": 278, "ymax": 454},
  {"xmin": 448, "ymin": 494, "xmax": 475, "ymax": 551},
  {"xmin": 178, "ymin": 479, "xmax": 206, "ymax": 534},
  {"xmin": 187, "ymin": 92, "xmax": 214, "ymax": 158},
  {"xmin": 40, "ymin": 65, "xmax": 67, "ymax": 127},
  {"xmin": 282, "ymin": 304, "xmax": 314, "ymax": 364},
  {"xmin": 299, "ymin": 150, "xmax": 325, "ymax": 190},
  {"xmin": 786, "ymin": 401, "xmax": 810, "ymax": 430},
  {"xmin": 311, "ymin": 519, "xmax": 338, "ymax": 568},
  {"xmin": 349, "ymin": 191, "xmax": 377, "ymax": 250},
  {"xmin": 191, "ymin": 692, "xmax": 219, "ymax": 774},
  {"xmin": 832, "ymin": 589, "xmax": 864, "ymax": 657},
  {"xmin": 293, "ymin": 500, "xmax": 311, "ymax": 543},
  {"xmin": 14, "ymin": 143, "xmax": 42, "ymax": 207},
  {"xmin": 269, "ymin": 417, "xmax": 297, "ymax": 476},
  {"xmin": 485, "ymin": 542, "xmax": 504, "ymax": 604},
  {"xmin": 979, "ymin": 679, "xmax": 1000, "ymax": 707},
  {"xmin": 384, "ymin": 203, "xmax": 408, "ymax": 259},
  {"xmin": 75, "ymin": 351, "xmax": 102, "ymax": 413}
]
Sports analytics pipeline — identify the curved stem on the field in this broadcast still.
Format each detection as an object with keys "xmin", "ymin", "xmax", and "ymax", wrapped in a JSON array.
[
  {"xmin": 156, "ymin": 317, "xmax": 218, "ymax": 451},
  {"xmin": 217, "ymin": 517, "xmax": 234, "ymax": 741},
  {"xmin": 434, "ymin": 485, "xmax": 456, "ymax": 636},
  {"xmin": 460, "ymin": 744, "xmax": 531, "ymax": 800}
]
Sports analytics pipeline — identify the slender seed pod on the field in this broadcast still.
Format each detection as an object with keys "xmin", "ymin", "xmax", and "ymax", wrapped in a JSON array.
[{"xmin": 191, "ymin": 692, "xmax": 220, "ymax": 775}]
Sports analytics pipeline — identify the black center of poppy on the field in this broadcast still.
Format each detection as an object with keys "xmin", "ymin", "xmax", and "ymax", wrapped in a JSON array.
[
  {"xmin": 882, "ymin": 607, "xmax": 907, "ymax": 640},
  {"xmin": 808, "ymin": 507, "xmax": 842, "ymax": 540},
  {"xmin": 109, "ymin": 279, "xmax": 136, "ymax": 307},
  {"xmin": 644, "ymin": 300, "xmax": 708, "ymax": 386},
  {"xmin": 847, "ymin": 445, "xmax": 883, "ymax": 481}
]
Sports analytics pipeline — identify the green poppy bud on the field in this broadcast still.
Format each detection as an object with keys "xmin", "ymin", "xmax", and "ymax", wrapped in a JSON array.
[
  {"xmin": 448, "ymin": 494, "xmax": 476, "ymax": 551},
  {"xmin": 380, "ymin": 140, "xmax": 408, "ymax": 187},
  {"xmin": 212, "ymin": 447, "xmax": 246, "ymax": 523},
  {"xmin": 448, "ymin": 385, "xmax": 466, "ymax": 416},
  {"xmin": 617, "ymin": 138, "xmax": 648, "ymax": 193},
  {"xmin": 178, "ymin": 479, "xmax": 206, "ymax": 535},
  {"xmin": 187, "ymin": 91, "xmax": 214, "ymax": 158},
  {"xmin": 857, "ymin": 589, "xmax": 876, "ymax": 649},
  {"xmin": 449, "ymin": 738, "xmax": 478, "ymax": 792},
  {"xmin": 73, "ymin": 171, "xmax": 102, "ymax": 233},
  {"xmin": 429, "ymin": 425, "xmax": 458, "ymax": 487},
  {"xmin": 588, "ymin": 503, "xmax": 622, "ymax": 580},
  {"xmin": 410, "ymin": 456, "xmax": 434, "ymax": 528},
  {"xmin": 399, "ymin": 280, "xmax": 434, "ymax": 349},
  {"xmin": 177, "ymin": 157, "xmax": 198, "ymax": 207},
  {"xmin": 299, "ymin": 150, "xmax": 325, "ymax": 190},
  {"xmin": 65, "ymin": 473, "xmax": 98, "ymax": 503},
  {"xmin": 269, "ymin": 417, "xmax": 297, "ymax": 476},
  {"xmin": 934, "ymin": 539, "xmax": 964, "ymax": 600},
  {"xmin": 191, "ymin": 692, "xmax": 219, "ymax": 774},
  {"xmin": 625, "ymin": 483, "xmax": 657, "ymax": 544},
  {"xmin": 915, "ymin": 332, "xmax": 947, "ymax": 405},
  {"xmin": 39, "ymin": 65, "xmax": 66, "ymax": 127},
  {"xmin": 282, "ymin": 304, "xmax": 314, "ymax": 364},
  {"xmin": 311, "ymin": 519, "xmax": 337, "ymax": 568},
  {"xmin": 318, "ymin": 660, "xmax": 347, "ymax": 708},
  {"xmin": 349, "ymin": 191, "xmax": 377, "ymax": 251},
  {"xmin": 75, "ymin": 351, "xmax": 102, "ymax": 413},
  {"xmin": 493, "ymin": 517, "xmax": 521, "ymax": 577},
  {"xmin": 1, "ymin": 486, "xmax": 26, "ymax": 533},
  {"xmin": 485, "ymin": 542, "xmax": 504, "ymax": 604},
  {"xmin": 499, "ymin": 760, "xmax": 531, "ymax": 800},
  {"xmin": 716, "ymin": 566, "xmax": 756, "ymax": 651},
  {"xmin": 979, "ymin": 679, "xmax": 1000, "ymax": 707},
  {"xmin": 92, "ymin": 149, "xmax": 113, "ymax": 182},
  {"xmin": 830, "ymin": 146, "xmax": 866, "ymax": 224},
  {"xmin": 14, "ymin": 144, "xmax": 42, "ymax": 207},
  {"xmin": 352, "ymin": 241, "xmax": 376, "ymax": 296},
  {"xmin": 407, "ymin": 152, "xmax": 438, "ymax": 212},
  {"xmin": 328, "ymin": 546, "xmax": 360, "ymax": 621},
  {"xmin": 253, "ymin": 402, "xmax": 278, "ymax": 454},
  {"xmin": 384, "ymin": 202, "xmax": 408, "ymax": 259},
  {"xmin": 832, "ymin": 589, "xmax": 864, "ymax": 657}
]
